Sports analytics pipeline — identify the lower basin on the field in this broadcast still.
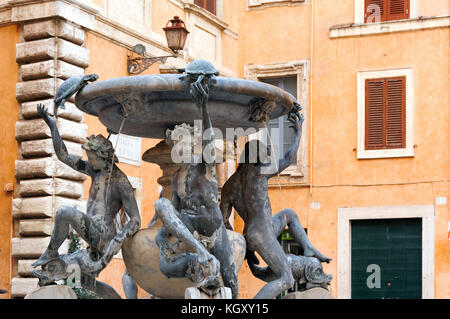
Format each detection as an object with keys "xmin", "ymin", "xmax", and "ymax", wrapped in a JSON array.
[{"xmin": 121, "ymin": 225, "xmax": 246, "ymax": 299}]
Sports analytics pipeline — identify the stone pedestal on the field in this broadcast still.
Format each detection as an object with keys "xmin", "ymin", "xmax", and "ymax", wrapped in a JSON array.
[
  {"xmin": 24, "ymin": 285, "xmax": 77, "ymax": 299},
  {"xmin": 185, "ymin": 287, "xmax": 232, "ymax": 299},
  {"xmin": 283, "ymin": 288, "xmax": 334, "ymax": 299},
  {"xmin": 142, "ymin": 139, "xmax": 237, "ymax": 227},
  {"xmin": 142, "ymin": 140, "xmax": 180, "ymax": 200}
]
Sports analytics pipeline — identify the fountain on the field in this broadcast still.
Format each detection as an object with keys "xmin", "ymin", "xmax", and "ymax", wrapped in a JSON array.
[{"xmin": 29, "ymin": 59, "xmax": 332, "ymax": 299}]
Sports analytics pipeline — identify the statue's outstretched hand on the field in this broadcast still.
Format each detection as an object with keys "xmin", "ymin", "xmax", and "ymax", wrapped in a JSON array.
[
  {"xmin": 288, "ymin": 101, "xmax": 304, "ymax": 133},
  {"xmin": 37, "ymin": 103, "xmax": 55, "ymax": 128},
  {"xmin": 85, "ymin": 238, "xmax": 122, "ymax": 274},
  {"xmin": 189, "ymin": 74, "xmax": 209, "ymax": 105}
]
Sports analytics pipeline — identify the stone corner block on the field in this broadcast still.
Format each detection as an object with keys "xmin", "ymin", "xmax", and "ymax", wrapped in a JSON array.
[{"xmin": 23, "ymin": 19, "xmax": 85, "ymax": 46}]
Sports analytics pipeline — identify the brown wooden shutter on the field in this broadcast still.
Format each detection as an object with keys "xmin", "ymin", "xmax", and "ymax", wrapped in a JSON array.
[
  {"xmin": 205, "ymin": 0, "xmax": 216, "ymax": 15},
  {"xmin": 194, "ymin": 0, "xmax": 216, "ymax": 15},
  {"xmin": 365, "ymin": 0, "xmax": 409, "ymax": 22},
  {"xmin": 385, "ymin": 77, "xmax": 406, "ymax": 148},
  {"xmin": 365, "ymin": 79, "xmax": 385, "ymax": 149},
  {"xmin": 365, "ymin": 77, "xmax": 406, "ymax": 150},
  {"xmin": 365, "ymin": 0, "xmax": 386, "ymax": 23},
  {"xmin": 388, "ymin": 0, "xmax": 409, "ymax": 21}
]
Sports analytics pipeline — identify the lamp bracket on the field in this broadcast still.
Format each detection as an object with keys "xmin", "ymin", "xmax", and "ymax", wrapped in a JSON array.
[{"xmin": 127, "ymin": 53, "xmax": 178, "ymax": 75}]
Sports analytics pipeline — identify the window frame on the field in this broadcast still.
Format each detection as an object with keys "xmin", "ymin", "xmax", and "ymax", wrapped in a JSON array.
[
  {"xmin": 245, "ymin": 60, "xmax": 309, "ymax": 182},
  {"xmin": 357, "ymin": 68, "xmax": 414, "ymax": 159}
]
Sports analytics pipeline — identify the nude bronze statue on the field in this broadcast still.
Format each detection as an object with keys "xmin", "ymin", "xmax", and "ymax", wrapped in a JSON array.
[
  {"xmin": 220, "ymin": 103, "xmax": 331, "ymax": 299},
  {"xmin": 32, "ymin": 104, "xmax": 141, "ymax": 291},
  {"xmin": 153, "ymin": 60, "xmax": 239, "ymax": 298}
]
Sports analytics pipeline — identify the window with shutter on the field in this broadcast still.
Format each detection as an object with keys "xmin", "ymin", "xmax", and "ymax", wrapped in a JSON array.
[
  {"xmin": 194, "ymin": 0, "xmax": 216, "ymax": 15},
  {"xmin": 365, "ymin": 77, "xmax": 406, "ymax": 150},
  {"xmin": 364, "ymin": 0, "xmax": 409, "ymax": 23}
]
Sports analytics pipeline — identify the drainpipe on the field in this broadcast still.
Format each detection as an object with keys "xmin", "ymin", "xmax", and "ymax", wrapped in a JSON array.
[{"xmin": 309, "ymin": 0, "xmax": 314, "ymax": 197}]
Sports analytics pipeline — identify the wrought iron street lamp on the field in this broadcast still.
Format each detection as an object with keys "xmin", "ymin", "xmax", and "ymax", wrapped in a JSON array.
[{"xmin": 127, "ymin": 16, "xmax": 189, "ymax": 75}]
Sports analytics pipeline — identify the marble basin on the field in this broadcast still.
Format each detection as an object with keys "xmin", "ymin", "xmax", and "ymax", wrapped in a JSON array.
[{"xmin": 74, "ymin": 74, "xmax": 295, "ymax": 139}]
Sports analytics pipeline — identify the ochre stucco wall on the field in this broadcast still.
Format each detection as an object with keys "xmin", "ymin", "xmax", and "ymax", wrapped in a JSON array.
[
  {"xmin": 310, "ymin": 3, "xmax": 449, "ymax": 298},
  {"xmin": 0, "ymin": 24, "xmax": 19, "ymax": 299},
  {"xmin": 234, "ymin": 0, "xmax": 449, "ymax": 299},
  {"xmin": 418, "ymin": 0, "xmax": 450, "ymax": 17},
  {"xmin": 236, "ymin": 0, "xmax": 312, "ymax": 77}
]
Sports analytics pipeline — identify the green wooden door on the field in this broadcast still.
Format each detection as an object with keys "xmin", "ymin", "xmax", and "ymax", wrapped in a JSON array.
[{"xmin": 351, "ymin": 218, "xmax": 422, "ymax": 299}]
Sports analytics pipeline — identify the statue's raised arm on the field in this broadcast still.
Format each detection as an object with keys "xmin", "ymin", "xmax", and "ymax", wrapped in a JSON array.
[
  {"xmin": 186, "ymin": 60, "xmax": 219, "ymax": 165},
  {"xmin": 37, "ymin": 103, "xmax": 94, "ymax": 176}
]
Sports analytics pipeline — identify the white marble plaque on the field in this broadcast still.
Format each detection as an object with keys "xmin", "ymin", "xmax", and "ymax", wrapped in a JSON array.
[{"xmin": 109, "ymin": 134, "xmax": 142, "ymax": 166}]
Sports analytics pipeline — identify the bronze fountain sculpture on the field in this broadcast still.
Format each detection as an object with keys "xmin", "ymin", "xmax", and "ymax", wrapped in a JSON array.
[{"xmin": 30, "ymin": 59, "xmax": 332, "ymax": 299}]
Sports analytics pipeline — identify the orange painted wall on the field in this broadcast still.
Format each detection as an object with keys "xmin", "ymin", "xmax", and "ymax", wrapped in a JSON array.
[
  {"xmin": 309, "ymin": 2, "xmax": 449, "ymax": 299},
  {"xmin": 0, "ymin": 24, "xmax": 19, "ymax": 299},
  {"xmin": 418, "ymin": 0, "xmax": 450, "ymax": 17},
  {"xmin": 152, "ymin": 1, "xmax": 185, "ymax": 40},
  {"xmin": 235, "ymin": 0, "xmax": 449, "ymax": 299},
  {"xmin": 236, "ymin": 0, "xmax": 312, "ymax": 77}
]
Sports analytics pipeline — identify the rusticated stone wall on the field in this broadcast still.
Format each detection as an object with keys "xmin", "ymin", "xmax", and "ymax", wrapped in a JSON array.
[{"xmin": 11, "ymin": 19, "xmax": 89, "ymax": 298}]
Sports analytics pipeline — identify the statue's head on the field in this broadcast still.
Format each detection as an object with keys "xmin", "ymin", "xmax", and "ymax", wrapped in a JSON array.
[
  {"xmin": 82, "ymin": 134, "xmax": 118, "ymax": 170},
  {"xmin": 85, "ymin": 73, "xmax": 99, "ymax": 82},
  {"xmin": 302, "ymin": 257, "xmax": 333, "ymax": 290},
  {"xmin": 166, "ymin": 123, "xmax": 202, "ymax": 165},
  {"xmin": 240, "ymin": 139, "xmax": 271, "ymax": 166}
]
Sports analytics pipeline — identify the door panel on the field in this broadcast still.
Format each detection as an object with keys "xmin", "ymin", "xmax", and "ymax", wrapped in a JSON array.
[{"xmin": 351, "ymin": 218, "xmax": 422, "ymax": 299}]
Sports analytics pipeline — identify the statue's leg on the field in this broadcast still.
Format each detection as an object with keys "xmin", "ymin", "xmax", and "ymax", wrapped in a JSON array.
[
  {"xmin": 272, "ymin": 208, "xmax": 331, "ymax": 263},
  {"xmin": 159, "ymin": 252, "xmax": 198, "ymax": 279},
  {"xmin": 155, "ymin": 225, "xmax": 197, "ymax": 279},
  {"xmin": 154, "ymin": 197, "xmax": 212, "ymax": 265},
  {"xmin": 122, "ymin": 269, "xmax": 138, "ymax": 299},
  {"xmin": 247, "ymin": 228, "xmax": 294, "ymax": 299},
  {"xmin": 33, "ymin": 205, "xmax": 100, "ymax": 267},
  {"xmin": 209, "ymin": 224, "xmax": 239, "ymax": 299}
]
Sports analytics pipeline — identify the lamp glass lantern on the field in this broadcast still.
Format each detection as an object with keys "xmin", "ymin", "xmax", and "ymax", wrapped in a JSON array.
[{"xmin": 163, "ymin": 16, "xmax": 189, "ymax": 53}]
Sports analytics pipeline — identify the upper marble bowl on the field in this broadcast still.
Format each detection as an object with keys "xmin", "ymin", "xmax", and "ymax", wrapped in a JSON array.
[{"xmin": 75, "ymin": 74, "xmax": 295, "ymax": 139}]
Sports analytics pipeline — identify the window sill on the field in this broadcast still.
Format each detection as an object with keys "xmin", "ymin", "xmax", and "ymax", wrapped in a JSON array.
[
  {"xmin": 357, "ymin": 147, "xmax": 415, "ymax": 159},
  {"xmin": 247, "ymin": 0, "xmax": 306, "ymax": 10},
  {"xmin": 268, "ymin": 171, "xmax": 306, "ymax": 187},
  {"xmin": 329, "ymin": 15, "xmax": 450, "ymax": 38}
]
